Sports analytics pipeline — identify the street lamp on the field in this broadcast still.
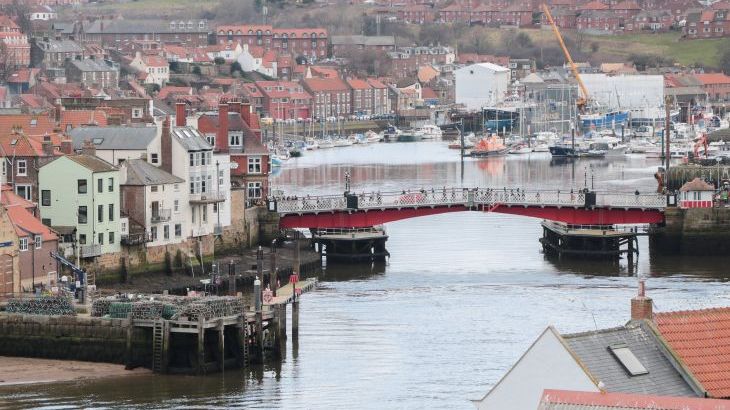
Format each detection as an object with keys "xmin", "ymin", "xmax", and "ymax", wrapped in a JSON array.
[{"xmin": 344, "ymin": 171, "xmax": 351, "ymax": 194}]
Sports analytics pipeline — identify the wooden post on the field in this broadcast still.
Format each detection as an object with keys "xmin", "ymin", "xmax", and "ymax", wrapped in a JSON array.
[
  {"xmin": 292, "ymin": 300, "xmax": 299, "ymax": 340},
  {"xmin": 197, "ymin": 318, "xmax": 205, "ymax": 375},
  {"xmin": 270, "ymin": 245, "xmax": 278, "ymax": 297},
  {"xmin": 217, "ymin": 319, "xmax": 225, "ymax": 372},
  {"xmin": 125, "ymin": 318, "xmax": 134, "ymax": 369},
  {"xmin": 255, "ymin": 310, "xmax": 263, "ymax": 363},
  {"xmin": 235, "ymin": 315, "xmax": 246, "ymax": 368},
  {"xmin": 162, "ymin": 321, "xmax": 170, "ymax": 374}
]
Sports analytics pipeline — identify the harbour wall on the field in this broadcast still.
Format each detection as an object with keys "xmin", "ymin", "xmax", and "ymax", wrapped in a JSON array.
[{"xmin": 650, "ymin": 207, "xmax": 730, "ymax": 254}]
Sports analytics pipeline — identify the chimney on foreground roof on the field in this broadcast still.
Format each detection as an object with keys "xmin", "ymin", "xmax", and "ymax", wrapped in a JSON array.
[
  {"xmin": 161, "ymin": 115, "xmax": 172, "ymax": 174},
  {"xmin": 81, "ymin": 139, "xmax": 96, "ymax": 157},
  {"xmin": 631, "ymin": 279, "xmax": 653, "ymax": 321},
  {"xmin": 216, "ymin": 101, "xmax": 229, "ymax": 153},
  {"xmin": 60, "ymin": 138, "xmax": 73, "ymax": 155},
  {"xmin": 175, "ymin": 101, "xmax": 186, "ymax": 127}
]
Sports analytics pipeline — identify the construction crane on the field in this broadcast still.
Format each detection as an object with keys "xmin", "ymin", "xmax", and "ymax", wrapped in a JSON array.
[{"xmin": 542, "ymin": 3, "xmax": 589, "ymax": 112}]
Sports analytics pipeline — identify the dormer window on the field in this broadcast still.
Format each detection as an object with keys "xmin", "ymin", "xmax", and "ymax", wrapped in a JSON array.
[{"xmin": 170, "ymin": 22, "xmax": 176, "ymax": 30}]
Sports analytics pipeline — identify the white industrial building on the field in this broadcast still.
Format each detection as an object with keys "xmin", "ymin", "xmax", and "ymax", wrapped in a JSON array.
[
  {"xmin": 581, "ymin": 74, "xmax": 664, "ymax": 110},
  {"xmin": 455, "ymin": 63, "xmax": 511, "ymax": 110}
]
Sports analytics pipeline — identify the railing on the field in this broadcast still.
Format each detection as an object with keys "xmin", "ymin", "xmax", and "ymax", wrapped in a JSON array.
[
  {"xmin": 313, "ymin": 226, "xmax": 387, "ymax": 236},
  {"xmin": 80, "ymin": 244, "xmax": 102, "ymax": 258},
  {"xmin": 121, "ymin": 233, "xmax": 150, "ymax": 246},
  {"xmin": 189, "ymin": 191, "xmax": 227, "ymax": 204},
  {"xmin": 542, "ymin": 220, "xmax": 651, "ymax": 235},
  {"xmin": 271, "ymin": 187, "xmax": 667, "ymax": 214},
  {"xmin": 151, "ymin": 209, "xmax": 172, "ymax": 223}
]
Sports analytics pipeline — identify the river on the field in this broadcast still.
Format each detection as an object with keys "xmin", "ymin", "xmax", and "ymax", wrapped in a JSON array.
[{"xmin": 2, "ymin": 142, "xmax": 729, "ymax": 409}]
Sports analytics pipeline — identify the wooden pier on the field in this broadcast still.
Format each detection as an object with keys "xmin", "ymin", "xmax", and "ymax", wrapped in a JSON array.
[
  {"xmin": 539, "ymin": 220, "xmax": 643, "ymax": 262},
  {"xmin": 311, "ymin": 227, "xmax": 389, "ymax": 262}
]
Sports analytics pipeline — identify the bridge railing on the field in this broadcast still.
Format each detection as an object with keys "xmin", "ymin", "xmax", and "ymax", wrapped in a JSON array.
[{"xmin": 271, "ymin": 188, "xmax": 666, "ymax": 214}]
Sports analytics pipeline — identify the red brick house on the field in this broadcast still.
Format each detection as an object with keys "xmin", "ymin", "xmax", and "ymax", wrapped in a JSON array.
[
  {"xmin": 470, "ymin": 3, "xmax": 498, "ymax": 25},
  {"xmin": 693, "ymin": 73, "xmax": 730, "ymax": 101},
  {"xmin": 611, "ymin": 0, "xmax": 641, "ymax": 18},
  {"xmin": 540, "ymin": 8, "xmax": 578, "ymax": 28},
  {"xmin": 684, "ymin": 9, "xmax": 729, "ymax": 39},
  {"xmin": 576, "ymin": 10, "xmax": 622, "ymax": 31},
  {"xmin": 439, "ymin": 1, "xmax": 475, "ymax": 23},
  {"xmin": 255, "ymin": 80, "xmax": 311, "ymax": 120},
  {"xmin": 190, "ymin": 101, "xmax": 270, "ymax": 198},
  {"xmin": 302, "ymin": 77, "xmax": 351, "ymax": 119},
  {"xmin": 578, "ymin": 0, "xmax": 609, "ymax": 11},
  {"xmin": 367, "ymin": 78, "xmax": 391, "ymax": 115},
  {"xmin": 625, "ymin": 10, "xmax": 673, "ymax": 31},
  {"xmin": 216, "ymin": 25, "xmax": 328, "ymax": 59},
  {"xmin": 495, "ymin": 3, "xmax": 534, "ymax": 26},
  {"xmin": 241, "ymin": 83, "xmax": 265, "ymax": 115},
  {"xmin": 346, "ymin": 78, "xmax": 373, "ymax": 115},
  {"xmin": 398, "ymin": 5, "xmax": 437, "ymax": 23}
]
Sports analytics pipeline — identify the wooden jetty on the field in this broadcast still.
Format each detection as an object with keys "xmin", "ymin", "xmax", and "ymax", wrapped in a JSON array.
[
  {"xmin": 311, "ymin": 227, "xmax": 389, "ymax": 261},
  {"xmin": 539, "ymin": 220, "xmax": 644, "ymax": 262}
]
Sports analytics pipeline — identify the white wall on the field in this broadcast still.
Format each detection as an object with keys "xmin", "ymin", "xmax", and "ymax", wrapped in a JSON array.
[
  {"xmin": 455, "ymin": 64, "xmax": 511, "ymax": 110},
  {"xmin": 473, "ymin": 327, "xmax": 599, "ymax": 410},
  {"xmin": 582, "ymin": 74, "xmax": 664, "ymax": 110}
]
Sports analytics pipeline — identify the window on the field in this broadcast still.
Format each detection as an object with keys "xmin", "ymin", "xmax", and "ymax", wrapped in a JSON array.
[
  {"xmin": 151, "ymin": 226, "xmax": 158, "ymax": 241},
  {"xmin": 108, "ymin": 178, "xmax": 114, "ymax": 192},
  {"xmin": 19, "ymin": 237, "xmax": 28, "ymax": 251},
  {"xmin": 191, "ymin": 207, "xmax": 196, "ymax": 223},
  {"xmin": 15, "ymin": 185, "xmax": 31, "ymax": 200},
  {"xmin": 78, "ymin": 179, "xmax": 87, "ymax": 194},
  {"xmin": 163, "ymin": 225, "xmax": 170, "ymax": 240},
  {"xmin": 248, "ymin": 157, "xmax": 261, "ymax": 174},
  {"xmin": 97, "ymin": 178, "xmax": 103, "ymax": 193},
  {"xmin": 189, "ymin": 153, "xmax": 194, "ymax": 166},
  {"xmin": 205, "ymin": 135, "xmax": 215, "ymax": 146},
  {"xmin": 98, "ymin": 233, "xmax": 104, "ymax": 245},
  {"xmin": 213, "ymin": 202, "xmax": 218, "ymax": 213},
  {"xmin": 609, "ymin": 344, "xmax": 649, "ymax": 376},
  {"xmin": 98, "ymin": 205, "xmax": 104, "ymax": 222},
  {"xmin": 247, "ymin": 182, "xmax": 262, "ymax": 199},
  {"xmin": 230, "ymin": 134, "xmax": 241, "ymax": 146},
  {"xmin": 174, "ymin": 183, "xmax": 180, "ymax": 192},
  {"xmin": 34, "ymin": 235, "xmax": 42, "ymax": 249},
  {"xmin": 174, "ymin": 199, "xmax": 179, "ymax": 213},
  {"xmin": 16, "ymin": 159, "xmax": 26, "ymax": 176},
  {"xmin": 109, "ymin": 232, "xmax": 115, "ymax": 244},
  {"xmin": 42, "ymin": 218, "xmax": 51, "ymax": 226},
  {"xmin": 175, "ymin": 223, "xmax": 182, "ymax": 237},
  {"xmin": 78, "ymin": 206, "xmax": 87, "ymax": 224},
  {"xmin": 79, "ymin": 234, "xmax": 86, "ymax": 245},
  {"xmin": 202, "ymin": 205, "xmax": 207, "ymax": 222},
  {"xmin": 41, "ymin": 190, "xmax": 51, "ymax": 206},
  {"xmin": 151, "ymin": 153, "xmax": 159, "ymax": 164},
  {"xmin": 201, "ymin": 178, "xmax": 207, "ymax": 193},
  {"xmin": 151, "ymin": 185, "xmax": 158, "ymax": 192},
  {"xmin": 108, "ymin": 204, "xmax": 114, "ymax": 221}
]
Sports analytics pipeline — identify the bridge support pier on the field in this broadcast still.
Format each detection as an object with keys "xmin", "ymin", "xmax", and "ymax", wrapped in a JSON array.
[
  {"xmin": 311, "ymin": 227, "xmax": 390, "ymax": 262},
  {"xmin": 540, "ymin": 221, "xmax": 640, "ymax": 261}
]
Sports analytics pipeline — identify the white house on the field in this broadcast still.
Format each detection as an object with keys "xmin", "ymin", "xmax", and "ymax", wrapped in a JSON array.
[
  {"xmin": 454, "ymin": 63, "xmax": 510, "ymax": 110},
  {"xmin": 129, "ymin": 52, "xmax": 169, "ymax": 87},
  {"xmin": 206, "ymin": 43, "xmax": 242, "ymax": 63},
  {"xmin": 69, "ymin": 125, "xmax": 160, "ymax": 166},
  {"xmin": 119, "ymin": 159, "xmax": 187, "ymax": 247},
  {"xmin": 28, "ymin": 5, "xmax": 57, "ymax": 21},
  {"xmin": 236, "ymin": 44, "xmax": 277, "ymax": 78}
]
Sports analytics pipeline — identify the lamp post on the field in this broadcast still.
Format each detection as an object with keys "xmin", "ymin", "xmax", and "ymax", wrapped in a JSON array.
[{"xmin": 344, "ymin": 171, "xmax": 351, "ymax": 194}]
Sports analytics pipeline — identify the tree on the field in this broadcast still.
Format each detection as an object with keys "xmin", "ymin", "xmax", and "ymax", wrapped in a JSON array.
[
  {"xmin": 192, "ymin": 65, "xmax": 202, "ymax": 75},
  {"xmin": 230, "ymin": 62, "xmax": 243, "ymax": 75},
  {"xmin": 213, "ymin": 57, "xmax": 225, "ymax": 66},
  {"xmin": 590, "ymin": 42, "xmax": 600, "ymax": 53},
  {"xmin": 721, "ymin": 48, "xmax": 730, "ymax": 75},
  {"xmin": 515, "ymin": 32, "xmax": 533, "ymax": 49}
]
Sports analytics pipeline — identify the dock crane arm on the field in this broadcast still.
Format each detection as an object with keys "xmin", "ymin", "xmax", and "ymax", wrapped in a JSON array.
[{"xmin": 541, "ymin": 3, "xmax": 588, "ymax": 110}]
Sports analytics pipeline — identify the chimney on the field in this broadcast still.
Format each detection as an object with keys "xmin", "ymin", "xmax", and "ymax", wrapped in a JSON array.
[
  {"xmin": 42, "ymin": 135, "xmax": 54, "ymax": 157},
  {"xmin": 240, "ymin": 102, "xmax": 252, "ymax": 126},
  {"xmin": 161, "ymin": 115, "xmax": 172, "ymax": 174},
  {"xmin": 216, "ymin": 102, "xmax": 229, "ymax": 152},
  {"xmin": 81, "ymin": 139, "xmax": 96, "ymax": 157},
  {"xmin": 631, "ymin": 280, "xmax": 653, "ymax": 321},
  {"xmin": 60, "ymin": 138, "xmax": 73, "ymax": 155},
  {"xmin": 175, "ymin": 102, "xmax": 186, "ymax": 127}
]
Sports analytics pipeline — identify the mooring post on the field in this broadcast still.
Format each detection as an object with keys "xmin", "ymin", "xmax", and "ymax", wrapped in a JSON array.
[
  {"xmin": 292, "ymin": 298, "xmax": 300, "ymax": 341},
  {"xmin": 125, "ymin": 318, "xmax": 134, "ymax": 369},
  {"xmin": 235, "ymin": 315, "xmax": 246, "ymax": 368},
  {"xmin": 254, "ymin": 276, "xmax": 263, "ymax": 363},
  {"xmin": 162, "ymin": 320, "xmax": 170, "ymax": 374},
  {"xmin": 217, "ymin": 319, "xmax": 225, "ymax": 372},
  {"xmin": 197, "ymin": 317, "xmax": 205, "ymax": 375},
  {"xmin": 270, "ymin": 242, "xmax": 278, "ymax": 297},
  {"xmin": 228, "ymin": 260, "xmax": 235, "ymax": 296}
]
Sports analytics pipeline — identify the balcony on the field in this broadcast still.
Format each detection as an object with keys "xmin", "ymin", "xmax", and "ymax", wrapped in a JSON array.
[
  {"xmin": 150, "ymin": 209, "xmax": 172, "ymax": 223},
  {"xmin": 191, "ymin": 226, "xmax": 211, "ymax": 237},
  {"xmin": 189, "ymin": 191, "xmax": 227, "ymax": 204},
  {"xmin": 80, "ymin": 244, "xmax": 102, "ymax": 258},
  {"xmin": 121, "ymin": 233, "xmax": 151, "ymax": 246}
]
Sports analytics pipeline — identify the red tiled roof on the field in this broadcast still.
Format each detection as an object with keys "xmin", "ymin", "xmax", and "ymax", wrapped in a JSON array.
[
  {"xmin": 7, "ymin": 68, "xmax": 39, "ymax": 84},
  {"xmin": 17, "ymin": 94, "xmax": 46, "ymax": 109},
  {"xmin": 6, "ymin": 204, "xmax": 58, "ymax": 242},
  {"xmin": 303, "ymin": 77, "xmax": 349, "ymax": 92},
  {"xmin": 142, "ymin": 55, "xmax": 168, "ymax": 67},
  {"xmin": 654, "ymin": 307, "xmax": 730, "ymax": 398},
  {"xmin": 579, "ymin": 0, "xmax": 609, "ymax": 10},
  {"xmin": 255, "ymin": 81, "xmax": 311, "ymax": 99},
  {"xmin": 157, "ymin": 86, "xmax": 192, "ymax": 100},
  {"xmin": 366, "ymin": 78, "xmax": 387, "ymax": 89},
  {"xmin": 695, "ymin": 73, "xmax": 730, "ymax": 86},
  {"xmin": 309, "ymin": 66, "xmax": 339, "ymax": 79},
  {"xmin": 1, "ymin": 185, "xmax": 33, "ymax": 211},
  {"xmin": 346, "ymin": 78, "xmax": 371, "ymax": 90},
  {"xmin": 539, "ymin": 389, "xmax": 730, "ymax": 409},
  {"xmin": 612, "ymin": 0, "xmax": 641, "ymax": 10},
  {"xmin": 59, "ymin": 110, "xmax": 108, "ymax": 130},
  {"xmin": 0, "ymin": 114, "xmax": 56, "ymax": 138},
  {"xmin": 421, "ymin": 87, "xmax": 438, "ymax": 99}
]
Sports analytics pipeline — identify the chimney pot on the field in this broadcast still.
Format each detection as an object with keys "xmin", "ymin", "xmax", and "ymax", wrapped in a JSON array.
[
  {"xmin": 161, "ymin": 116, "xmax": 172, "ymax": 173},
  {"xmin": 216, "ymin": 102, "xmax": 229, "ymax": 152},
  {"xmin": 60, "ymin": 139, "xmax": 73, "ymax": 155},
  {"xmin": 631, "ymin": 280, "xmax": 653, "ymax": 321},
  {"xmin": 81, "ymin": 139, "xmax": 96, "ymax": 157},
  {"xmin": 175, "ymin": 102, "xmax": 186, "ymax": 127}
]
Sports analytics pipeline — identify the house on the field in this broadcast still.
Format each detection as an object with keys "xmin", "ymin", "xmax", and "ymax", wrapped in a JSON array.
[
  {"xmin": 192, "ymin": 102, "xmax": 268, "ymax": 204},
  {"xmin": 539, "ymin": 8, "xmax": 577, "ymax": 28},
  {"xmin": 439, "ymin": 2, "xmax": 475, "ymax": 24},
  {"xmin": 610, "ymin": 0, "xmax": 641, "ymax": 19},
  {"xmin": 330, "ymin": 35, "xmax": 396, "ymax": 57},
  {"xmin": 119, "ymin": 159, "xmax": 186, "ymax": 247},
  {"xmin": 684, "ymin": 9, "xmax": 730, "ymax": 39},
  {"xmin": 627, "ymin": 10, "xmax": 673, "ymax": 32},
  {"xmin": 693, "ymin": 73, "xmax": 730, "ymax": 101},
  {"xmin": 0, "ymin": 130, "xmax": 60, "ymax": 202},
  {"xmin": 576, "ymin": 10, "xmax": 622, "ymax": 32},
  {"xmin": 0, "ymin": 29, "xmax": 31, "ymax": 71},
  {"xmin": 129, "ymin": 52, "xmax": 169, "ymax": 87},
  {"xmin": 38, "ymin": 149, "xmax": 121, "ymax": 259},
  {"xmin": 235, "ymin": 44, "xmax": 278, "ymax": 78},
  {"xmin": 537, "ymin": 390, "xmax": 730, "ymax": 409},
  {"xmin": 2, "ymin": 186, "xmax": 57, "ymax": 292},
  {"xmin": 367, "ymin": 78, "xmax": 391, "ymax": 115},
  {"xmin": 68, "ymin": 126, "xmax": 159, "ymax": 166},
  {"xmin": 30, "ymin": 38, "xmax": 84, "ymax": 72},
  {"xmin": 387, "ymin": 46, "xmax": 455, "ymax": 79},
  {"xmin": 160, "ymin": 117, "xmax": 231, "ymax": 238},
  {"xmin": 0, "ymin": 203, "xmax": 19, "ymax": 294},
  {"xmin": 679, "ymin": 178, "xmax": 715, "ymax": 208},
  {"xmin": 255, "ymin": 80, "xmax": 311, "ymax": 120},
  {"xmin": 454, "ymin": 63, "xmax": 510, "ymax": 110},
  {"xmin": 83, "ymin": 19, "xmax": 211, "ymax": 47},
  {"xmin": 302, "ymin": 77, "xmax": 352, "ymax": 119},
  {"xmin": 392, "ymin": 79, "xmax": 423, "ymax": 112},
  {"xmin": 216, "ymin": 25, "xmax": 328, "ymax": 59},
  {"xmin": 398, "ymin": 5, "xmax": 437, "ymax": 23},
  {"xmin": 347, "ymin": 78, "xmax": 373, "ymax": 116},
  {"xmin": 473, "ymin": 284, "xmax": 704, "ymax": 409},
  {"xmin": 28, "ymin": 5, "xmax": 57, "ymax": 21},
  {"xmin": 65, "ymin": 59, "xmax": 119, "ymax": 89}
]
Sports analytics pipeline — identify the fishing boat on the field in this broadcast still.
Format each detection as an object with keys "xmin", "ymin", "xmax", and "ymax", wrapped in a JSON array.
[
  {"xmin": 580, "ymin": 110, "xmax": 629, "ymax": 129},
  {"xmin": 469, "ymin": 135, "xmax": 509, "ymax": 157},
  {"xmin": 397, "ymin": 130, "xmax": 423, "ymax": 142},
  {"xmin": 416, "ymin": 124, "xmax": 443, "ymax": 139},
  {"xmin": 508, "ymin": 144, "xmax": 532, "ymax": 154},
  {"xmin": 382, "ymin": 125, "xmax": 402, "ymax": 142},
  {"xmin": 549, "ymin": 145, "xmax": 578, "ymax": 157},
  {"xmin": 629, "ymin": 107, "xmax": 680, "ymax": 127},
  {"xmin": 448, "ymin": 132, "xmax": 476, "ymax": 149},
  {"xmin": 333, "ymin": 138, "xmax": 353, "ymax": 147}
]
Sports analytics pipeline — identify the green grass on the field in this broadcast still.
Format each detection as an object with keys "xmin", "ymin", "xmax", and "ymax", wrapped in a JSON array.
[{"xmin": 80, "ymin": 0, "xmax": 218, "ymax": 15}]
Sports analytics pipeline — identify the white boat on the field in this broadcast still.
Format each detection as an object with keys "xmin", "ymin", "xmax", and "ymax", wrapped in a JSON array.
[
  {"xmin": 508, "ymin": 144, "xmax": 532, "ymax": 154},
  {"xmin": 448, "ymin": 132, "xmax": 476, "ymax": 149},
  {"xmin": 416, "ymin": 124, "xmax": 443, "ymax": 139},
  {"xmin": 365, "ymin": 130, "xmax": 381, "ymax": 143},
  {"xmin": 634, "ymin": 126, "xmax": 655, "ymax": 139},
  {"xmin": 333, "ymin": 138, "xmax": 353, "ymax": 147},
  {"xmin": 532, "ymin": 143, "xmax": 550, "ymax": 153},
  {"xmin": 319, "ymin": 139, "xmax": 334, "ymax": 149},
  {"xmin": 627, "ymin": 139, "xmax": 656, "ymax": 154},
  {"xmin": 304, "ymin": 138, "xmax": 319, "ymax": 150}
]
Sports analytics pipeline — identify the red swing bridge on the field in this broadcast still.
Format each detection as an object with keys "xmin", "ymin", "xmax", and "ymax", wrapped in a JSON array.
[
  {"xmin": 270, "ymin": 187, "xmax": 666, "ymax": 229},
  {"xmin": 267, "ymin": 187, "xmax": 667, "ymax": 261}
]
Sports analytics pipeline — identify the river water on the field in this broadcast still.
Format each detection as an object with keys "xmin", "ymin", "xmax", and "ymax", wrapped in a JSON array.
[{"xmin": 3, "ymin": 142, "xmax": 730, "ymax": 409}]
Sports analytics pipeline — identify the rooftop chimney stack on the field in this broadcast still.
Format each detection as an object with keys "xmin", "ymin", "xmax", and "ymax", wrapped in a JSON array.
[
  {"xmin": 161, "ymin": 115, "xmax": 172, "ymax": 173},
  {"xmin": 175, "ymin": 102, "xmax": 186, "ymax": 127},
  {"xmin": 216, "ymin": 101, "xmax": 229, "ymax": 152},
  {"xmin": 60, "ymin": 138, "xmax": 73, "ymax": 155},
  {"xmin": 631, "ymin": 279, "xmax": 653, "ymax": 321},
  {"xmin": 42, "ymin": 136, "xmax": 54, "ymax": 157},
  {"xmin": 240, "ymin": 102, "xmax": 252, "ymax": 127},
  {"xmin": 81, "ymin": 139, "xmax": 96, "ymax": 157}
]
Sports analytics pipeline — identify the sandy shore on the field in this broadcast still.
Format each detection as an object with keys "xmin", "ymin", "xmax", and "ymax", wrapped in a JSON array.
[{"xmin": 0, "ymin": 356, "xmax": 150, "ymax": 386}]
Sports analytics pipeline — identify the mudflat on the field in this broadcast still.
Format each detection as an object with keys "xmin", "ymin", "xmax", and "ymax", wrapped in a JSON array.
[{"xmin": 0, "ymin": 356, "xmax": 149, "ymax": 386}]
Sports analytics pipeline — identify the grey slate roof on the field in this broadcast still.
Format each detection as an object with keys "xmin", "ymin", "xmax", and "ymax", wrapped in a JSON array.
[
  {"xmin": 69, "ymin": 126, "xmax": 157, "ymax": 150},
  {"xmin": 66, "ymin": 154, "xmax": 117, "ymax": 173},
  {"xmin": 563, "ymin": 322, "xmax": 697, "ymax": 397},
  {"xmin": 171, "ymin": 126, "xmax": 212, "ymax": 151},
  {"xmin": 36, "ymin": 39, "xmax": 83, "ymax": 53},
  {"xmin": 122, "ymin": 158, "xmax": 183, "ymax": 186},
  {"xmin": 84, "ymin": 19, "xmax": 209, "ymax": 34},
  {"xmin": 69, "ymin": 59, "xmax": 117, "ymax": 72}
]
